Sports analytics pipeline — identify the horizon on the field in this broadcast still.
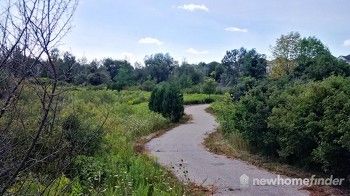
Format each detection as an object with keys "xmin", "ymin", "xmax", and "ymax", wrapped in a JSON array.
[{"xmin": 60, "ymin": 0, "xmax": 350, "ymax": 64}]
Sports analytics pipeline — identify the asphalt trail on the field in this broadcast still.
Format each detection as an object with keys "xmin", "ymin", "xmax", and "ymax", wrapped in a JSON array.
[{"xmin": 146, "ymin": 104, "xmax": 309, "ymax": 196}]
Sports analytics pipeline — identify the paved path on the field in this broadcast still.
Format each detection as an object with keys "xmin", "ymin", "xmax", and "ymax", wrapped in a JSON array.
[{"xmin": 146, "ymin": 104, "xmax": 309, "ymax": 196}]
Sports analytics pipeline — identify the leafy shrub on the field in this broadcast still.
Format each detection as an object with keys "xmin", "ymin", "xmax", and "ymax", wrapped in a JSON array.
[
  {"xmin": 149, "ymin": 83, "xmax": 184, "ymax": 122},
  {"xmin": 268, "ymin": 76, "xmax": 350, "ymax": 174},
  {"xmin": 182, "ymin": 84, "xmax": 202, "ymax": 94},
  {"xmin": 230, "ymin": 76, "xmax": 257, "ymax": 101},
  {"xmin": 70, "ymin": 155, "xmax": 110, "ymax": 191},
  {"xmin": 202, "ymin": 77, "xmax": 217, "ymax": 97},
  {"xmin": 232, "ymin": 83, "xmax": 279, "ymax": 155},
  {"xmin": 62, "ymin": 114, "xmax": 104, "ymax": 155},
  {"xmin": 88, "ymin": 72, "xmax": 110, "ymax": 86},
  {"xmin": 141, "ymin": 79, "xmax": 156, "ymax": 91}
]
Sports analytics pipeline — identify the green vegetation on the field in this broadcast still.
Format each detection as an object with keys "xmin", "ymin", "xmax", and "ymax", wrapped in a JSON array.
[
  {"xmin": 149, "ymin": 83, "xmax": 184, "ymax": 122},
  {"xmin": 183, "ymin": 93, "xmax": 223, "ymax": 105},
  {"xmin": 2, "ymin": 13, "xmax": 350, "ymax": 193},
  {"xmin": 6, "ymin": 89, "xmax": 186, "ymax": 194},
  {"xmin": 211, "ymin": 32, "xmax": 350, "ymax": 178}
]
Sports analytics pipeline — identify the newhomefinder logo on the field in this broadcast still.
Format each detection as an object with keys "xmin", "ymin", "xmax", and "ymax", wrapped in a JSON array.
[{"xmin": 239, "ymin": 174, "xmax": 345, "ymax": 187}]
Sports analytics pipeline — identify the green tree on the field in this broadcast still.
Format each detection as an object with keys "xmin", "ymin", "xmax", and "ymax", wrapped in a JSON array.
[
  {"xmin": 294, "ymin": 37, "xmax": 350, "ymax": 80},
  {"xmin": 141, "ymin": 79, "xmax": 156, "ymax": 91},
  {"xmin": 202, "ymin": 78, "xmax": 217, "ymax": 98},
  {"xmin": 221, "ymin": 48, "xmax": 267, "ymax": 85},
  {"xmin": 88, "ymin": 70, "xmax": 110, "ymax": 85},
  {"xmin": 221, "ymin": 48, "xmax": 246, "ymax": 85},
  {"xmin": 111, "ymin": 65, "xmax": 135, "ymax": 91},
  {"xmin": 145, "ymin": 53, "xmax": 177, "ymax": 83},
  {"xmin": 103, "ymin": 59, "xmax": 132, "ymax": 80},
  {"xmin": 59, "ymin": 52, "xmax": 79, "ymax": 83},
  {"xmin": 271, "ymin": 32, "xmax": 301, "ymax": 78}
]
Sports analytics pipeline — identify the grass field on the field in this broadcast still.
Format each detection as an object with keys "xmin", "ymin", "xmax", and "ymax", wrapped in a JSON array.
[
  {"xmin": 64, "ymin": 89, "xmax": 187, "ymax": 195},
  {"xmin": 183, "ymin": 93, "xmax": 223, "ymax": 105},
  {"xmin": 9, "ymin": 88, "xmax": 188, "ymax": 195},
  {"xmin": 7, "ymin": 87, "xmax": 220, "ymax": 194}
]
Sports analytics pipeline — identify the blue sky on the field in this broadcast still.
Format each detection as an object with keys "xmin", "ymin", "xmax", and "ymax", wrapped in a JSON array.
[{"xmin": 60, "ymin": 0, "xmax": 350, "ymax": 64}]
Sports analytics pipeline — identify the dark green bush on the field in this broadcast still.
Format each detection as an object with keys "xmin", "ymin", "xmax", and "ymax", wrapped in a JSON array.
[
  {"xmin": 149, "ymin": 83, "xmax": 184, "ymax": 122},
  {"xmin": 232, "ymin": 82, "xmax": 280, "ymax": 155},
  {"xmin": 141, "ymin": 79, "xmax": 156, "ymax": 91}
]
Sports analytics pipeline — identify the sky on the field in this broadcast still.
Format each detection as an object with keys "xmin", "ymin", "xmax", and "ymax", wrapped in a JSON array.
[{"xmin": 60, "ymin": 0, "xmax": 350, "ymax": 64}]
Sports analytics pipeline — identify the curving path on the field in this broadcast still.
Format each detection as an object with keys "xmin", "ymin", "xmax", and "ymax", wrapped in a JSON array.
[{"xmin": 146, "ymin": 104, "xmax": 309, "ymax": 196}]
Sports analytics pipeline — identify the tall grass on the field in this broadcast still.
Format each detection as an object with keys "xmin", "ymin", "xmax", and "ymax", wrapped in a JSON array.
[
  {"xmin": 8, "ymin": 88, "xmax": 185, "ymax": 195},
  {"xmin": 63, "ymin": 89, "xmax": 185, "ymax": 194},
  {"xmin": 183, "ymin": 93, "xmax": 223, "ymax": 105}
]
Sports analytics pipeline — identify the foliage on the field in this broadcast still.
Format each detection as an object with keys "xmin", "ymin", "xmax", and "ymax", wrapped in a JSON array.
[
  {"xmin": 221, "ymin": 48, "xmax": 267, "ymax": 85},
  {"xmin": 212, "ymin": 34, "xmax": 350, "ymax": 176},
  {"xmin": 110, "ymin": 67, "xmax": 135, "ymax": 91},
  {"xmin": 268, "ymin": 76, "xmax": 350, "ymax": 174},
  {"xmin": 149, "ymin": 83, "xmax": 184, "ymax": 122},
  {"xmin": 183, "ymin": 93, "xmax": 222, "ymax": 105},
  {"xmin": 141, "ymin": 79, "xmax": 156, "ymax": 91},
  {"xmin": 88, "ymin": 71, "xmax": 110, "ymax": 86},
  {"xmin": 171, "ymin": 62, "xmax": 204, "ymax": 88},
  {"xmin": 213, "ymin": 74, "xmax": 350, "ymax": 176},
  {"xmin": 294, "ymin": 37, "xmax": 350, "ymax": 80},
  {"xmin": 271, "ymin": 32, "xmax": 301, "ymax": 78},
  {"xmin": 202, "ymin": 77, "xmax": 217, "ymax": 97},
  {"xmin": 230, "ymin": 76, "xmax": 257, "ymax": 101},
  {"xmin": 144, "ymin": 53, "xmax": 177, "ymax": 83},
  {"xmin": 64, "ymin": 89, "xmax": 185, "ymax": 194},
  {"xmin": 4, "ymin": 87, "xmax": 185, "ymax": 194},
  {"xmin": 62, "ymin": 114, "xmax": 104, "ymax": 155}
]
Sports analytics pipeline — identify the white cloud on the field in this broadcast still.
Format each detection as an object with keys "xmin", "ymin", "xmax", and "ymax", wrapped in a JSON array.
[
  {"xmin": 177, "ymin": 4, "xmax": 209, "ymax": 12},
  {"xmin": 138, "ymin": 37, "xmax": 163, "ymax": 45},
  {"xmin": 225, "ymin": 27, "xmax": 248, "ymax": 33},
  {"xmin": 344, "ymin": 39, "xmax": 350, "ymax": 47},
  {"xmin": 186, "ymin": 48, "xmax": 208, "ymax": 55}
]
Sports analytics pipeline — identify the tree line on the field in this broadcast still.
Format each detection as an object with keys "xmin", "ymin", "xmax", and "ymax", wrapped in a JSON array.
[{"xmin": 8, "ymin": 46, "xmax": 271, "ymax": 93}]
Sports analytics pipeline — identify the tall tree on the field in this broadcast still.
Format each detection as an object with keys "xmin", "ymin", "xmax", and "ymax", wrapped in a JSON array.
[
  {"xmin": 221, "ymin": 48, "xmax": 246, "ymax": 85},
  {"xmin": 59, "ymin": 52, "xmax": 78, "ymax": 83},
  {"xmin": 144, "ymin": 53, "xmax": 177, "ymax": 83},
  {"xmin": 103, "ymin": 59, "xmax": 131, "ymax": 80},
  {"xmin": 271, "ymin": 32, "xmax": 301, "ymax": 78},
  {"xmin": 221, "ymin": 48, "xmax": 267, "ymax": 85},
  {"xmin": 202, "ymin": 78, "xmax": 217, "ymax": 98}
]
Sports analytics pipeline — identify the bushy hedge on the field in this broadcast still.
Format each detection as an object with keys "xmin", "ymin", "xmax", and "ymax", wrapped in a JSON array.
[
  {"xmin": 214, "ymin": 76, "xmax": 350, "ymax": 176},
  {"xmin": 268, "ymin": 76, "xmax": 350, "ymax": 174}
]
